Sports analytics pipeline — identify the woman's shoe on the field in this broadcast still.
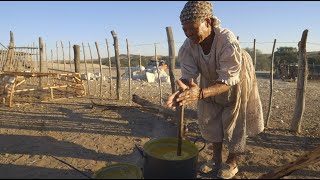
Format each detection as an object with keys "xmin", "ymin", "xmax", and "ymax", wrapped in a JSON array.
[
  {"xmin": 199, "ymin": 160, "xmax": 221, "ymax": 175},
  {"xmin": 216, "ymin": 163, "xmax": 239, "ymax": 179}
]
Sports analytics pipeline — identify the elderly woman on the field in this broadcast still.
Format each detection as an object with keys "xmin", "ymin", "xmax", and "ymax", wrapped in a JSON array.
[{"xmin": 166, "ymin": 1, "xmax": 264, "ymax": 179}]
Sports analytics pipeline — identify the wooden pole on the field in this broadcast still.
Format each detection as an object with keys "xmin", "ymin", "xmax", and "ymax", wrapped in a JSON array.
[
  {"xmin": 34, "ymin": 42, "xmax": 39, "ymax": 72},
  {"xmin": 259, "ymin": 145, "xmax": 320, "ymax": 179},
  {"xmin": 56, "ymin": 41, "xmax": 59, "ymax": 71},
  {"xmin": 95, "ymin": 41, "xmax": 103, "ymax": 97},
  {"xmin": 139, "ymin": 53, "xmax": 142, "ymax": 72},
  {"xmin": 45, "ymin": 43, "xmax": 49, "ymax": 85},
  {"xmin": 0, "ymin": 47, "xmax": 5, "ymax": 70},
  {"xmin": 82, "ymin": 42, "xmax": 91, "ymax": 95},
  {"xmin": 111, "ymin": 30, "xmax": 122, "ymax": 100},
  {"xmin": 166, "ymin": 26, "xmax": 176, "ymax": 94},
  {"xmin": 106, "ymin": 39, "xmax": 112, "ymax": 98},
  {"xmin": 61, "ymin": 41, "xmax": 66, "ymax": 71},
  {"xmin": 51, "ymin": 49, "xmax": 54, "ymax": 71},
  {"xmin": 39, "ymin": 37, "xmax": 45, "ymax": 87},
  {"xmin": 265, "ymin": 39, "xmax": 276, "ymax": 128},
  {"xmin": 126, "ymin": 39, "xmax": 132, "ymax": 102},
  {"xmin": 45, "ymin": 43, "xmax": 48, "ymax": 73},
  {"xmin": 154, "ymin": 43, "xmax": 163, "ymax": 105},
  {"xmin": 69, "ymin": 41, "xmax": 72, "ymax": 71},
  {"xmin": 2, "ymin": 48, "xmax": 8, "ymax": 70},
  {"xmin": 88, "ymin": 43, "xmax": 97, "ymax": 95},
  {"xmin": 290, "ymin": 29, "xmax": 309, "ymax": 134},
  {"xmin": 0, "ymin": 47, "xmax": 3, "ymax": 69},
  {"xmin": 22, "ymin": 47, "xmax": 26, "ymax": 72},
  {"xmin": 73, "ymin": 45, "xmax": 81, "ymax": 73},
  {"xmin": 177, "ymin": 104, "xmax": 184, "ymax": 156},
  {"xmin": 3, "ymin": 31, "xmax": 15, "ymax": 71},
  {"xmin": 253, "ymin": 39, "xmax": 256, "ymax": 70}
]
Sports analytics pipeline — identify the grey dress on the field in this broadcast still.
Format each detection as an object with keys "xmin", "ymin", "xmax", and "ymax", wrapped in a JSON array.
[{"xmin": 178, "ymin": 26, "xmax": 264, "ymax": 153}]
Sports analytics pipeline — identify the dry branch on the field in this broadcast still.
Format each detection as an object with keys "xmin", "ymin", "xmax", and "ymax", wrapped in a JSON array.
[
  {"xmin": 132, "ymin": 94, "xmax": 197, "ymax": 121},
  {"xmin": 259, "ymin": 145, "xmax": 320, "ymax": 179},
  {"xmin": 91, "ymin": 100, "xmax": 160, "ymax": 114}
]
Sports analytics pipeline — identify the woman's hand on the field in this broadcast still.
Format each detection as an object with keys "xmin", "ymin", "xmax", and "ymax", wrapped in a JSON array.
[
  {"xmin": 166, "ymin": 79, "xmax": 189, "ymax": 109},
  {"xmin": 176, "ymin": 79, "xmax": 201, "ymax": 106},
  {"xmin": 166, "ymin": 78, "xmax": 201, "ymax": 109}
]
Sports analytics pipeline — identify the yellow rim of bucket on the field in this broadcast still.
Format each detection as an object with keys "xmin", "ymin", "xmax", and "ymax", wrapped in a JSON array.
[{"xmin": 92, "ymin": 163, "xmax": 143, "ymax": 179}]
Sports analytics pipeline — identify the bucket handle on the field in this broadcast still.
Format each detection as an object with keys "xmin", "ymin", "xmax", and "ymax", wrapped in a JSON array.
[
  {"xmin": 134, "ymin": 144, "xmax": 146, "ymax": 158},
  {"xmin": 193, "ymin": 137, "xmax": 206, "ymax": 152}
]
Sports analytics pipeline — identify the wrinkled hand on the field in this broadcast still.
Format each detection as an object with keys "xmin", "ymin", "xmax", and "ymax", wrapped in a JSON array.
[
  {"xmin": 166, "ymin": 79, "xmax": 201, "ymax": 109},
  {"xmin": 176, "ymin": 79, "xmax": 201, "ymax": 106}
]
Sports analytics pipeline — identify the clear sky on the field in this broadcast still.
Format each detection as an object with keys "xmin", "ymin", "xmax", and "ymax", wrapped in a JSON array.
[{"xmin": 1, "ymin": 1, "xmax": 320, "ymax": 59}]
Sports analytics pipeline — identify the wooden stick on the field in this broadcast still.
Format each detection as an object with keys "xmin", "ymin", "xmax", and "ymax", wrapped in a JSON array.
[
  {"xmin": 45, "ymin": 44, "xmax": 49, "ymax": 85},
  {"xmin": 166, "ymin": 26, "xmax": 176, "ymax": 94},
  {"xmin": 126, "ymin": 39, "xmax": 132, "ymax": 102},
  {"xmin": 259, "ymin": 145, "xmax": 320, "ymax": 179},
  {"xmin": 290, "ymin": 30, "xmax": 309, "ymax": 133},
  {"xmin": 51, "ymin": 49, "xmax": 54, "ymax": 71},
  {"xmin": 253, "ymin": 39, "xmax": 256, "ymax": 70},
  {"xmin": 154, "ymin": 43, "xmax": 163, "ymax": 105},
  {"xmin": 132, "ymin": 94, "xmax": 197, "ymax": 121},
  {"xmin": 95, "ymin": 42, "xmax": 103, "ymax": 97},
  {"xmin": 34, "ymin": 42, "xmax": 39, "ymax": 72},
  {"xmin": 56, "ymin": 41, "xmax": 60, "ymax": 71},
  {"xmin": 69, "ymin": 41, "xmax": 72, "ymax": 71},
  {"xmin": 88, "ymin": 43, "xmax": 97, "ymax": 95},
  {"xmin": 111, "ymin": 30, "xmax": 122, "ymax": 100},
  {"xmin": 139, "ymin": 53, "xmax": 142, "ymax": 72},
  {"xmin": 39, "ymin": 37, "xmax": 45, "ymax": 87},
  {"xmin": 82, "ymin": 42, "xmax": 91, "ymax": 95},
  {"xmin": 177, "ymin": 104, "xmax": 184, "ymax": 156},
  {"xmin": 0, "ymin": 47, "xmax": 4, "ymax": 69},
  {"xmin": 61, "ymin": 41, "xmax": 66, "ymax": 71},
  {"xmin": 265, "ymin": 39, "xmax": 277, "ymax": 127},
  {"xmin": 105, "ymin": 39, "xmax": 112, "ymax": 98},
  {"xmin": 91, "ymin": 100, "xmax": 160, "ymax": 113}
]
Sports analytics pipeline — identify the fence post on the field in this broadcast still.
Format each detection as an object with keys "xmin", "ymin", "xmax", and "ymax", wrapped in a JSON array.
[
  {"xmin": 111, "ymin": 30, "xmax": 122, "ymax": 100},
  {"xmin": 61, "ymin": 41, "xmax": 66, "ymax": 71},
  {"xmin": 39, "ymin": 37, "xmax": 44, "ymax": 87},
  {"xmin": 3, "ymin": 31, "xmax": 15, "ymax": 71},
  {"xmin": 56, "ymin": 41, "xmax": 60, "ymax": 71},
  {"xmin": 139, "ymin": 54, "xmax": 142, "ymax": 72},
  {"xmin": 166, "ymin": 26, "xmax": 176, "ymax": 94},
  {"xmin": 154, "ymin": 43, "xmax": 163, "ymax": 105},
  {"xmin": 73, "ymin": 45, "xmax": 81, "ymax": 73},
  {"xmin": 265, "ymin": 39, "xmax": 276, "ymax": 127},
  {"xmin": 290, "ymin": 29, "xmax": 309, "ymax": 134},
  {"xmin": 106, "ymin": 38, "xmax": 112, "ymax": 98},
  {"xmin": 95, "ymin": 42, "xmax": 103, "ymax": 97},
  {"xmin": 69, "ymin": 41, "xmax": 72, "ymax": 71},
  {"xmin": 126, "ymin": 39, "xmax": 132, "ymax": 102},
  {"xmin": 82, "ymin": 42, "xmax": 91, "ymax": 95},
  {"xmin": 253, "ymin": 39, "xmax": 256, "ymax": 70}
]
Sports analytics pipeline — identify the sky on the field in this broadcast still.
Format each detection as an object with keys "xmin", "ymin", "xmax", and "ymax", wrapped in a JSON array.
[{"xmin": 1, "ymin": 1, "xmax": 320, "ymax": 59}]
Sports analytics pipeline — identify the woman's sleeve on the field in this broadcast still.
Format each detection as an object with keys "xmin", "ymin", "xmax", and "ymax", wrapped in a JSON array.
[
  {"xmin": 216, "ymin": 35, "xmax": 242, "ymax": 86},
  {"xmin": 178, "ymin": 42, "xmax": 199, "ymax": 81}
]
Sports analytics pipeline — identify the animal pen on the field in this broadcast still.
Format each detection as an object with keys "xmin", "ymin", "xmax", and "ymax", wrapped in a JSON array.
[
  {"xmin": 0, "ymin": 29, "xmax": 176, "ymax": 108},
  {"xmin": 0, "ymin": 27, "xmax": 319, "ymax": 179},
  {"xmin": 0, "ymin": 33, "xmax": 87, "ymax": 107}
]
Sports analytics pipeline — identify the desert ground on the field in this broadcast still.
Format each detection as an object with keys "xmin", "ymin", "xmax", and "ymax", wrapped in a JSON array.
[{"xmin": 0, "ymin": 65, "xmax": 319, "ymax": 179}]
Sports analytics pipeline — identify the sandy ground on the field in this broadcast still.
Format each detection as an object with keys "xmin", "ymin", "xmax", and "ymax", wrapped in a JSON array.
[{"xmin": 0, "ymin": 66, "xmax": 319, "ymax": 179}]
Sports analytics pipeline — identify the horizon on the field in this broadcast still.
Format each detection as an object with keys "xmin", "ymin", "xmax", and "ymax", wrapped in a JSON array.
[{"xmin": 1, "ymin": 1, "xmax": 320, "ymax": 59}]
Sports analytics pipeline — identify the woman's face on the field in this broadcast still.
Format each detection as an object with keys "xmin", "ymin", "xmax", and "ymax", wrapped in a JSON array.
[{"xmin": 182, "ymin": 19, "xmax": 211, "ymax": 44}]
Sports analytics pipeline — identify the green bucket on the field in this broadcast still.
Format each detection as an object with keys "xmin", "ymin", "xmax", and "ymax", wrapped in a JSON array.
[{"xmin": 92, "ymin": 163, "xmax": 143, "ymax": 179}]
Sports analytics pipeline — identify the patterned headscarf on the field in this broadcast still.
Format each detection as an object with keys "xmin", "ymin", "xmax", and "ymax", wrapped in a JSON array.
[{"xmin": 180, "ymin": 1, "xmax": 214, "ymax": 24}]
